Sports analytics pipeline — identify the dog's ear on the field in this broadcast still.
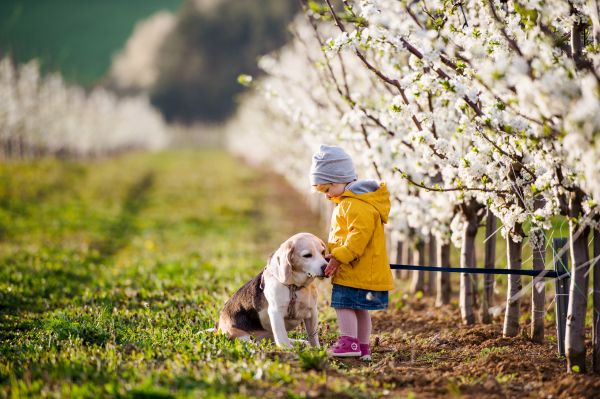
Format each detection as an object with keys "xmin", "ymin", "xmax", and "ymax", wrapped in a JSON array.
[
  {"xmin": 276, "ymin": 241, "xmax": 294, "ymax": 282},
  {"xmin": 316, "ymin": 237, "xmax": 327, "ymax": 253}
]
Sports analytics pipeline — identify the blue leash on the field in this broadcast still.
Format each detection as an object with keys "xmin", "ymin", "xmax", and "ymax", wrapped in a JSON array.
[{"xmin": 388, "ymin": 264, "xmax": 559, "ymax": 278}]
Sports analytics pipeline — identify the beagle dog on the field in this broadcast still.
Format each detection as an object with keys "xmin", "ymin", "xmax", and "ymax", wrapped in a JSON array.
[{"xmin": 213, "ymin": 233, "xmax": 328, "ymax": 348}]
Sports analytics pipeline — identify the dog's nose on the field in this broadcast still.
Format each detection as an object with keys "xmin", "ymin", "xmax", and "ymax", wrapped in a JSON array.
[{"xmin": 321, "ymin": 264, "xmax": 327, "ymax": 274}]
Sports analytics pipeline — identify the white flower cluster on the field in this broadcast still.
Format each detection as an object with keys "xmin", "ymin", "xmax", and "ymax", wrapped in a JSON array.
[
  {"xmin": 324, "ymin": 29, "xmax": 370, "ymax": 59},
  {"xmin": 0, "ymin": 57, "xmax": 169, "ymax": 158},
  {"xmin": 359, "ymin": 1, "xmax": 379, "ymax": 17},
  {"xmin": 228, "ymin": 0, "xmax": 600, "ymax": 253}
]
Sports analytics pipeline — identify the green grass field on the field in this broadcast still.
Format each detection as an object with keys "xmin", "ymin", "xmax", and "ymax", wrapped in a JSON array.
[
  {"xmin": 0, "ymin": 0, "xmax": 185, "ymax": 87},
  {"xmin": 1, "ymin": 150, "xmax": 595, "ymax": 398},
  {"xmin": 0, "ymin": 150, "xmax": 343, "ymax": 398}
]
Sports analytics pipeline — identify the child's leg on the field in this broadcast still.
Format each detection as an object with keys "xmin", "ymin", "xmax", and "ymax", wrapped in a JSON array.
[
  {"xmin": 335, "ymin": 308, "xmax": 358, "ymax": 338},
  {"xmin": 354, "ymin": 309, "xmax": 372, "ymax": 345}
]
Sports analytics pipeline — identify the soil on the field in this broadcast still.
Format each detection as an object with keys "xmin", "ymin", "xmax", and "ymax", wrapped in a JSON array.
[
  {"xmin": 315, "ymin": 296, "xmax": 600, "ymax": 398},
  {"xmin": 255, "ymin": 169, "xmax": 600, "ymax": 398}
]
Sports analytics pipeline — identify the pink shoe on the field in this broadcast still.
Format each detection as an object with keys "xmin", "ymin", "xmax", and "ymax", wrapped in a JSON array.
[
  {"xmin": 327, "ymin": 336, "xmax": 361, "ymax": 357},
  {"xmin": 359, "ymin": 344, "xmax": 371, "ymax": 361}
]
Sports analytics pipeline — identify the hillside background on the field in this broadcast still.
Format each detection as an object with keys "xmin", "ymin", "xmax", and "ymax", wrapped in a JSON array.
[
  {"xmin": 0, "ymin": 0, "xmax": 299, "ymax": 123},
  {"xmin": 0, "ymin": 0, "xmax": 185, "ymax": 87}
]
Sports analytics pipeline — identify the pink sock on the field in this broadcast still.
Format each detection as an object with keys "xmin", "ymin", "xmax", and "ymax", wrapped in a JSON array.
[
  {"xmin": 335, "ymin": 308, "xmax": 357, "ymax": 338},
  {"xmin": 355, "ymin": 309, "xmax": 371, "ymax": 345}
]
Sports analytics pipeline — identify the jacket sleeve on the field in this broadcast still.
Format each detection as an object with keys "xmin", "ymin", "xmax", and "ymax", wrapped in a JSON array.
[{"xmin": 331, "ymin": 199, "xmax": 376, "ymax": 264}]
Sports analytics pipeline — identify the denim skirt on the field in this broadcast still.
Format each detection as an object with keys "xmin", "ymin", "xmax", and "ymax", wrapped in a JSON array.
[{"xmin": 330, "ymin": 284, "xmax": 389, "ymax": 310}]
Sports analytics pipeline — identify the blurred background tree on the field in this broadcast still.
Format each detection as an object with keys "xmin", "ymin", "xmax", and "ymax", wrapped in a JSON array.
[
  {"xmin": 0, "ymin": 0, "xmax": 299, "ymax": 125},
  {"xmin": 150, "ymin": 0, "xmax": 299, "ymax": 123}
]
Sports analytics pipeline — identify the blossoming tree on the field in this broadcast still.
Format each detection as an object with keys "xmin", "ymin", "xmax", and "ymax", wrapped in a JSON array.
[
  {"xmin": 230, "ymin": 0, "xmax": 600, "ymax": 373},
  {"xmin": 0, "ymin": 57, "xmax": 169, "ymax": 159}
]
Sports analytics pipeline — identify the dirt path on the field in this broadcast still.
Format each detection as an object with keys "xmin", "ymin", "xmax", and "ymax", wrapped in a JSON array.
[
  {"xmin": 257, "ymin": 164, "xmax": 600, "ymax": 398},
  {"xmin": 313, "ymin": 295, "xmax": 600, "ymax": 398}
]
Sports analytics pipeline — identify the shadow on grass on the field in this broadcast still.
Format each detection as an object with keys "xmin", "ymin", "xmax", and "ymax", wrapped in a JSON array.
[
  {"xmin": 90, "ymin": 171, "xmax": 154, "ymax": 259},
  {"xmin": 0, "ymin": 171, "xmax": 155, "ymax": 321}
]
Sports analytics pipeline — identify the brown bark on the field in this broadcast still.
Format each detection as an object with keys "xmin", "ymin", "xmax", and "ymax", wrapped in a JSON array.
[
  {"xmin": 481, "ymin": 209, "xmax": 496, "ymax": 324},
  {"xmin": 436, "ymin": 240, "xmax": 451, "ymax": 306},
  {"xmin": 403, "ymin": 237, "xmax": 412, "ymax": 280},
  {"xmin": 428, "ymin": 234, "xmax": 436, "ymax": 294},
  {"xmin": 460, "ymin": 200, "xmax": 479, "ymax": 325},
  {"xmin": 566, "ymin": 189, "xmax": 591, "ymax": 373},
  {"xmin": 471, "ymin": 243, "xmax": 479, "ymax": 309},
  {"xmin": 391, "ymin": 238, "xmax": 403, "ymax": 280},
  {"xmin": 410, "ymin": 239, "xmax": 425, "ymax": 294},
  {"xmin": 503, "ymin": 222, "xmax": 523, "ymax": 337},
  {"xmin": 593, "ymin": 224, "xmax": 600, "ymax": 374},
  {"xmin": 531, "ymin": 196, "xmax": 546, "ymax": 343},
  {"xmin": 571, "ymin": 21, "xmax": 585, "ymax": 64},
  {"xmin": 591, "ymin": 0, "xmax": 600, "ymax": 47},
  {"xmin": 554, "ymin": 237, "xmax": 570, "ymax": 356}
]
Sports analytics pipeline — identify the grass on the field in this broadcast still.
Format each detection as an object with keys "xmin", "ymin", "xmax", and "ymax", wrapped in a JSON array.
[
  {"xmin": 0, "ymin": 150, "xmax": 595, "ymax": 398},
  {"xmin": 298, "ymin": 348, "xmax": 328, "ymax": 371},
  {"xmin": 0, "ymin": 150, "xmax": 352, "ymax": 398}
]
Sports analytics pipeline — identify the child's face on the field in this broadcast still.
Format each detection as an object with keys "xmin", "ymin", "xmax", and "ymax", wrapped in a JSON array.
[{"xmin": 315, "ymin": 182, "xmax": 347, "ymax": 199}]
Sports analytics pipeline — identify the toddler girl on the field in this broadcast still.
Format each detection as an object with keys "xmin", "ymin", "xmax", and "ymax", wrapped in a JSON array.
[{"xmin": 309, "ymin": 145, "xmax": 395, "ymax": 360}]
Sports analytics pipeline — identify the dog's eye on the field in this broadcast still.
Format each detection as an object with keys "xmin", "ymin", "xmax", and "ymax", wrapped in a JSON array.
[{"xmin": 303, "ymin": 254, "xmax": 312, "ymax": 258}]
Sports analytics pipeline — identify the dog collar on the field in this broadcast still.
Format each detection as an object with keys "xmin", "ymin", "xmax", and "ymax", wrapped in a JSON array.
[
  {"xmin": 285, "ymin": 284, "xmax": 301, "ymax": 319},
  {"xmin": 260, "ymin": 267, "xmax": 303, "ymax": 319}
]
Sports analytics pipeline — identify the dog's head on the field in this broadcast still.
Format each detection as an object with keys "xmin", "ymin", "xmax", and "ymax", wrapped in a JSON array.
[{"xmin": 270, "ymin": 233, "xmax": 329, "ymax": 285}]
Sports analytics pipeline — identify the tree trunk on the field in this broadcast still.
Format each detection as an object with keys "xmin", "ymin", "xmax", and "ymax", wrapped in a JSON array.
[
  {"xmin": 593, "ymin": 225, "xmax": 600, "ymax": 374},
  {"xmin": 403, "ymin": 237, "xmax": 412, "ymax": 280},
  {"xmin": 566, "ymin": 189, "xmax": 591, "ymax": 373},
  {"xmin": 391, "ymin": 238, "xmax": 403, "ymax": 279},
  {"xmin": 436, "ymin": 241, "xmax": 451, "ymax": 306},
  {"xmin": 471, "ymin": 245, "xmax": 479, "ymax": 309},
  {"xmin": 571, "ymin": 21, "xmax": 585, "ymax": 63},
  {"xmin": 503, "ymin": 222, "xmax": 523, "ymax": 337},
  {"xmin": 591, "ymin": 0, "xmax": 600, "ymax": 47},
  {"xmin": 410, "ymin": 239, "xmax": 425, "ymax": 294},
  {"xmin": 481, "ymin": 209, "xmax": 496, "ymax": 324},
  {"xmin": 531, "ymin": 196, "xmax": 546, "ymax": 343},
  {"xmin": 460, "ymin": 200, "xmax": 479, "ymax": 325},
  {"xmin": 428, "ymin": 234, "xmax": 436, "ymax": 294}
]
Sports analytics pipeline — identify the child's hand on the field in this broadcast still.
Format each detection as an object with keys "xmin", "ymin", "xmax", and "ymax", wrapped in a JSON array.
[{"xmin": 325, "ymin": 254, "xmax": 341, "ymax": 277}]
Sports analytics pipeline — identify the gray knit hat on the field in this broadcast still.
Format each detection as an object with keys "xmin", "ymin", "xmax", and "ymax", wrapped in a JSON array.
[{"xmin": 309, "ymin": 145, "xmax": 358, "ymax": 185}]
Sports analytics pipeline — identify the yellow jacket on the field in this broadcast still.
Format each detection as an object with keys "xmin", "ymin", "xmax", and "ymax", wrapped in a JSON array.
[{"xmin": 328, "ymin": 181, "xmax": 395, "ymax": 291}]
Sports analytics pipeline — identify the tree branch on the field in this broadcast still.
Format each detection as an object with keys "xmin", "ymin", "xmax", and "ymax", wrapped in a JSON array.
[
  {"xmin": 404, "ymin": 4, "xmax": 424, "ymax": 29},
  {"xmin": 485, "ymin": 1, "xmax": 524, "ymax": 57},
  {"xmin": 475, "ymin": 128, "xmax": 536, "ymax": 179},
  {"xmin": 297, "ymin": 5, "xmax": 350, "ymax": 110},
  {"xmin": 359, "ymin": 124, "xmax": 383, "ymax": 180},
  {"xmin": 394, "ymin": 167, "xmax": 509, "ymax": 194},
  {"xmin": 324, "ymin": 0, "xmax": 425, "ymax": 132}
]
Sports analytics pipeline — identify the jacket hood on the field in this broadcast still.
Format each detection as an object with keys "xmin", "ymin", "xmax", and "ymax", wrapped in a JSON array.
[{"xmin": 330, "ymin": 180, "xmax": 391, "ymax": 224}]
